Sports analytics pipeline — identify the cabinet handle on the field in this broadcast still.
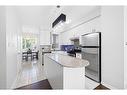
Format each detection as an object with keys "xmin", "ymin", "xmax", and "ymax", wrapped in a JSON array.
[{"xmin": 126, "ymin": 42, "xmax": 127, "ymax": 45}]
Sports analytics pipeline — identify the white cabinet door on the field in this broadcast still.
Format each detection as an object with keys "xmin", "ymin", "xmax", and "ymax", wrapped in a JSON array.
[
  {"xmin": 44, "ymin": 55, "xmax": 63, "ymax": 89},
  {"xmin": 63, "ymin": 67, "xmax": 85, "ymax": 89},
  {"xmin": 124, "ymin": 6, "xmax": 127, "ymax": 89},
  {"xmin": 40, "ymin": 31, "xmax": 50, "ymax": 45}
]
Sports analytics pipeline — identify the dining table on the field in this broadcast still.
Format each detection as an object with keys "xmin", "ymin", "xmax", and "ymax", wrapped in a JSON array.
[{"xmin": 22, "ymin": 50, "xmax": 39, "ymax": 61}]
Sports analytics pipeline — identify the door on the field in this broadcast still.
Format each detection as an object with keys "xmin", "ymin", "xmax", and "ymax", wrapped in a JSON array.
[
  {"xmin": 124, "ymin": 6, "xmax": 127, "ymax": 89},
  {"xmin": 82, "ymin": 48, "xmax": 100, "ymax": 82},
  {"xmin": 81, "ymin": 32, "xmax": 100, "ymax": 46},
  {"xmin": 125, "ymin": 41, "xmax": 127, "ymax": 89},
  {"xmin": 81, "ymin": 32, "xmax": 101, "ymax": 83}
]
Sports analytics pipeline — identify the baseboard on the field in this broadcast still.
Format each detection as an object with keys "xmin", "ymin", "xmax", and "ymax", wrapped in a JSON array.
[
  {"xmin": 11, "ymin": 68, "xmax": 22, "ymax": 89},
  {"xmin": 11, "ymin": 63, "xmax": 23, "ymax": 89},
  {"xmin": 124, "ymin": 84, "xmax": 127, "ymax": 89},
  {"xmin": 10, "ymin": 74, "xmax": 19, "ymax": 89},
  {"xmin": 85, "ymin": 76, "xmax": 100, "ymax": 89},
  {"xmin": 101, "ymin": 82, "xmax": 116, "ymax": 89}
]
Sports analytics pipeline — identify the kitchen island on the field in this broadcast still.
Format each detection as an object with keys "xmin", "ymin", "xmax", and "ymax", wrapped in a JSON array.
[{"xmin": 44, "ymin": 52, "xmax": 89, "ymax": 89}]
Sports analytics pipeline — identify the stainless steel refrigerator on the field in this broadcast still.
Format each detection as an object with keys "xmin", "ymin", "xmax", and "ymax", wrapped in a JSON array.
[{"xmin": 81, "ymin": 32, "xmax": 101, "ymax": 83}]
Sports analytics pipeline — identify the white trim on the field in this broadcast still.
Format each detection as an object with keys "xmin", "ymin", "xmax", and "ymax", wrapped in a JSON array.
[
  {"xmin": 10, "ymin": 67, "xmax": 22, "ymax": 89},
  {"xmin": 11, "ymin": 63, "xmax": 23, "ymax": 89},
  {"xmin": 85, "ymin": 77, "xmax": 100, "ymax": 89},
  {"xmin": 10, "ymin": 74, "xmax": 19, "ymax": 89},
  {"xmin": 124, "ymin": 6, "xmax": 127, "ymax": 90},
  {"xmin": 101, "ymin": 82, "xmax": 116, "ymax": 89},
  {"xmin": 124, "ymin": 84, "xmax": 127, "ymax": 89}
]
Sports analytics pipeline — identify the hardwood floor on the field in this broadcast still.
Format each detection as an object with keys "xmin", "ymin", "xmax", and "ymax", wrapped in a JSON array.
[
  {"xmin": 15, "ymin": 60, "xmax": 46, "ymax": 88},
  {"xmin": 94, "ymin": 84, "xmax": 110, "ymax": 90},
  {"xmin": 15, "ymin": 79, "xmax": 52, "ymax": 90},
  {"xmin": 15, "ymin": 79, "xmax": 109, "ymax": 90}
]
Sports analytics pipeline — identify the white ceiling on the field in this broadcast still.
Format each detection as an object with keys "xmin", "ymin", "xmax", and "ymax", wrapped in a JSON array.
[
  {"xmin": 52, "ymin": 6, "xmax": 100, "ymax": 23},
  {"xmin": 15, "ymin": 6, "xmax": 55, "ymax": 31},
  {"xmin": 15, "ymin": 6, "xmax": 100, "ymax": 32}
]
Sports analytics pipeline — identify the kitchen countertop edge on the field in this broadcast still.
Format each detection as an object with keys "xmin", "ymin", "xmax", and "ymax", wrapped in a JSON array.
[{"xmin": 44, "ymin": 52, "xmax": 89, "ymax": 68}]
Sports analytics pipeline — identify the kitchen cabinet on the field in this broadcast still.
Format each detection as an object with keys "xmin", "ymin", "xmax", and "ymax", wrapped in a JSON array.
[
  {"xmin": 40, "ymin": 31, "xmax": 50, "ymax": 45},
  {"xmin": 44, "ymin": 53, "xmax": 89, "ymax": 89},
  {"xmin": 59, "ymin": 17, "xmax": 101, "ymax": 45}
]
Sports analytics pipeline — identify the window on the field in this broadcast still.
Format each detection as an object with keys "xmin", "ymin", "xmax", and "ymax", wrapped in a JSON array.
[
  {"xmin": 22, "ymin": 37, "xmax": 37, "ymax": 50},
  {"xmin": 52, "ymin": 34, "xmax": 59, "ymax": 49}
]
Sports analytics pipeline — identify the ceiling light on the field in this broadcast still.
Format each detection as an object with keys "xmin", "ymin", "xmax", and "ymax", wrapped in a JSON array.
[
  {"xmin": 52, "ymin": 13, "xmax": 66, "ymax": 28},
  {"xmin": 65, "ymin": 20, "xmax": 71, "ymax": 24},
  {"xmin": 58, "ymin": 25, "xmax": 61, "ymax": 28},
  {"xmin": 60, "ymin": 22, "xmax": 64, "ymax": 26},
  {"xmin": 56, "ymin": 5, "xmax": 60, "ymax": 8}
]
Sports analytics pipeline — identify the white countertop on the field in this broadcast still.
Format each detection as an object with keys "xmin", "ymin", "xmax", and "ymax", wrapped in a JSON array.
[
  {"xmin": 51, "ymin": 51, "xmax": 68, "ymax": 55},
  {"xmin": 45, "ymin": 52, "xmax": 89, "ymax": 68}
]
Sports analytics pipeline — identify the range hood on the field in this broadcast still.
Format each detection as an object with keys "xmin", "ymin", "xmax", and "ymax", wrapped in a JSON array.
[{"xmin": 70, "ymin": 37, "xmax": 79, "ymax": 41}]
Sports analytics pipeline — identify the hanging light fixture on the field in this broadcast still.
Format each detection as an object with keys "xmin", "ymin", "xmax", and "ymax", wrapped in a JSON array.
[{"xmin": 52, "ymin": 13, "xmax": 66, "ymax": 28}]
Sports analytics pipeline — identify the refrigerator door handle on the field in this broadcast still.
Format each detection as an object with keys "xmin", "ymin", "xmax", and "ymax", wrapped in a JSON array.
[{"xmin": 81, "ymin": 46, "xmax": 100, "ymax": 48}]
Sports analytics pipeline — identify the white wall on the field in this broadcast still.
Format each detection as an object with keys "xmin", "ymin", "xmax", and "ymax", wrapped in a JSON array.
[
  {"xmin": 6, "ymin": 7, "xmax": 22, "ymax": 89},
  {"xmin": 101, "ymin": 6, "xmax": 124, "ymax": 89},
  {"xmin": 0, "ymin": 6, "xmax": 6, "ymax": 89},
  {"xmin": 124, "ymin": 6, "xmax": 127, "ymax": 89},
  {"xmin": 17, "ymin": 26, "xmax": 22, "ymax": 75},
  {"xmin": 40, "ymin": 31, "xmax": 50, "ymax": 45}
]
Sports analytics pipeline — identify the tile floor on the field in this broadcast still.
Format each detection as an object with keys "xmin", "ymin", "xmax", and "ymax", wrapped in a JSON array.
[{"xmin": 15, "ymin": 60, "xmax": 46, "ymax": 88}]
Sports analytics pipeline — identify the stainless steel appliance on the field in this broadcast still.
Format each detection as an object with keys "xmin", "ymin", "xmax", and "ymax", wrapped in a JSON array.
[{"xmin": 81, "ymin": 32, "xmax": 101, "ymax": 83}]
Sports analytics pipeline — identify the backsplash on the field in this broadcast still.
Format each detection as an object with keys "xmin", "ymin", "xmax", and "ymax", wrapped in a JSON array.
[{"xmin": 60, "ymin": 45, "xmax": 74, "ymax": 51}]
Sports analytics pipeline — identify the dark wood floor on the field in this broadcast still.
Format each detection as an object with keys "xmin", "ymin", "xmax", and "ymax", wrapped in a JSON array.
[
  {"xmin": 15, "ymin": 79, "xmax": 109, "ymax": 90},
  {"xmin": 94, "ymin": 84, "xmax": 110, "ymax": 90},
  {"xmin": 15, "ymin": 79, "xmax": 52, "ymax": 90}
]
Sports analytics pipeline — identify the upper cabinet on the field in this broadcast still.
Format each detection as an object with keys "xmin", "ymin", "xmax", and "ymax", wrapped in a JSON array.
[
  {"xmin": 59, "ymin": 17, "xmax": 101, "ymax": 45},
  {"xmin": 53, "ymin": 7, "xmax": 101, "ymax": 45},
  {"xmin": 40, "ymin": 31, "xmax": 50, "ymax": 45}
]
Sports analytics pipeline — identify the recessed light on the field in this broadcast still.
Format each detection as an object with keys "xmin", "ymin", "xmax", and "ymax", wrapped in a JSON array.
[
  {"xmin": 56, "ymin": 5, "xmax": 60, "ymax": 8},
  {"xmin": 65, "ymin": 20, "xmax": 71, "ymax": 24}
]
